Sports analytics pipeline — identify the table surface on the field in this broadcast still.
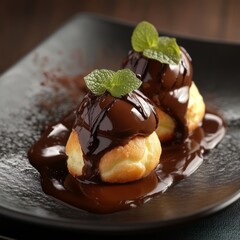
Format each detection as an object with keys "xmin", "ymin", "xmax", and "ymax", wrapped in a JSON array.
[
  {"xmin": 0, "ymin": 0, "xmax": 239, "ymax": 239},
  {"xmin": 1, "ymin": 0, "xmax": 240, "ymax": 74}
]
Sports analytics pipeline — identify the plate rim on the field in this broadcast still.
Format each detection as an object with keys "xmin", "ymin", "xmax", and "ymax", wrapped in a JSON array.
[
  {"xmin": 0, "ymin": 190, "xmax": 240, "ymax": 233},
  {"xmin": 0, "ymin": 185, "xmax": 239, "ymax": 232}
]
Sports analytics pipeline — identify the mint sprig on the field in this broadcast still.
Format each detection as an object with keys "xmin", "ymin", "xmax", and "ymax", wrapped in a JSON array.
[
  {"xmin": 131, "ymin": 21, "xmax": 181, "ymax": 65},
  {"xmin": 84, "ymin": 69, "xmax": 142, "ymax": 97}
]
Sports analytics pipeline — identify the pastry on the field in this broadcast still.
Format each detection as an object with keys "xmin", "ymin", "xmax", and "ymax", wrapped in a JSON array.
[
  {"xmin": 122, "ymin": 21, "xmax": 205, "ymax": 141},
  {"xmin": 66, "ymin": 69, "xmax": 161, "ymax": 183}
]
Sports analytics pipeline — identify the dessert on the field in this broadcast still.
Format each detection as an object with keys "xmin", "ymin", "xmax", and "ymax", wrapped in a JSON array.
[
  {"xmin": 28, "ymin": 21, "xmax": 226, "ymax": 214},
  {"xmin": 65, "ymin": 69, "xmax": 161, "ymax": 183},
  {"xmin": 122, "ymin": 21, "xmax": 205, "ymax": 141}
]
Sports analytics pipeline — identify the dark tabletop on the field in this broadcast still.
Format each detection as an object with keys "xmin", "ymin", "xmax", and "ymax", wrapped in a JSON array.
[
  {"xmin": 1, "ymin": 0, "xmax": 240, "ymax": 74},
  {"xmin": 0, "ymin": 1, "xmax": 239, "ymax": 239}
]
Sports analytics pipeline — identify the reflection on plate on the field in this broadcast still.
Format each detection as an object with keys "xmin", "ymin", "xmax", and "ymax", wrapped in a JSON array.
[{"xmin": 0, "ymin": 13, "xmax": 239, "ymax": 232}]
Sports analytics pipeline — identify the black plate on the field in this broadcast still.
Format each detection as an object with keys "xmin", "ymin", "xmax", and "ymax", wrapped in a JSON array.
[{"xmin": 0, "ymin": 13, "xmax": 239, "ymax": 233}]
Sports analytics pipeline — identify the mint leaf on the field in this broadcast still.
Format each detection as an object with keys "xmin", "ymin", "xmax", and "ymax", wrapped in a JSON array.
[
  {"xmin": 131, "ymin": 21, "xmax": 181, "ymax": 65},
  {"xmin": 144, "ymin": 37, "xmax": 181, "ymax": 64},
  {"xmin": 143, "ymin": 49, "xmax": 176, "ymax": 65},
  {"xmin": 109, "ymin": 69, "xmax": 142, "ymax": 97},
  {"xmin": 84, "ymin": 69, "xmax": 142, "ymax": 97},
  {"xmin": 84, "ymin": 69, "xmax": 114, "ymax": 95},
  {"xmin": 157, "ymin": 37, "xmax": 181, "ymax": 64},
  {"xmin": 131, "ymin": 21, "xmax": 158, "ymax": 52}
]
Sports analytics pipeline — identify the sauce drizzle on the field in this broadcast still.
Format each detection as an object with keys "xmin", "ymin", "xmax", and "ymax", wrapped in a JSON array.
[{"xmin": 28, "ymin": 108, "xmax": 225, "ymax": 214}]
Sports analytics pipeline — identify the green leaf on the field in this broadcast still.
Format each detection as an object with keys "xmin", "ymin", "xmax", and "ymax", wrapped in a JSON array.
[
  {"xmin": 83, "ymin": 69, "xmax": 142, "ymax": 97},
  {"xmin": 131, "ymin": 21, "xmax": 159, "ymax": 52},
  {"xmin": 143, "ymin": 37, "xmax": 181, "ymax": 65},
  {"xmin": 84, "ymin": 69, "xmax": 114, "ymax": 95},
  {"xmin": 131, "ymin": 21, "xmax": 181, "ymax": 65},
  {"xmin": 158, "ymin": 37, "xmax": 181, "ymax": 64},
  {"xmin": 109, "ymin": 69, "xmax": 142, "ymax": 97}
]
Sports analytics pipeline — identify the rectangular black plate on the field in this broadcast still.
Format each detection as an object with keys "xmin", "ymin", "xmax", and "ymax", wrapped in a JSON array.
[{"xmin": 0, "ymin": 13, "xmax": 239, "ymax": 236}]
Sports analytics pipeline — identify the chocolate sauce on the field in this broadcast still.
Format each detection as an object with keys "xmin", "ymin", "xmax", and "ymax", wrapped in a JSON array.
[
  {"xmin": 28, "ymin": 107, "xmax": 225, "ymax": 214},
  {"xmin": 74, "ymin": 90, "xmax": 158, "ymax": 181},
  {"xmin": 122, "ymin": 47, "xmax": 193, "ymax": 139},
  {"xmin": 28, "ymin": 45, "xmax": 225, "ymax": 214}
]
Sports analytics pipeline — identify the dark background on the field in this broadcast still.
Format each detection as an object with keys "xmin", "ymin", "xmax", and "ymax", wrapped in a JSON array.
[
  {"xmin": 0, "ymin": 0, "xmax": 239, "ymax": 74},
  {"xmin": 0, "ymin": 1, "xmax": 239, "ymax": 239}
]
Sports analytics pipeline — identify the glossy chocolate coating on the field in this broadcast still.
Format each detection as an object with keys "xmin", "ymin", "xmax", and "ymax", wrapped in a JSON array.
[
  {"xmin": 122, "ymin": 47, "xmax": 193, "ymax": 138},
  {"xmin": 74, "ymin": 90, "xmax": 158, "ymax": 181},
  {"xmin": 73, "ymin": 90, "xmax": 158, "ymax": 180}
]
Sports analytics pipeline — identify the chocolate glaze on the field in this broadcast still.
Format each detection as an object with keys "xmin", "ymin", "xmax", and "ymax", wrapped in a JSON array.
[
  {"xmin": 28, "ymin": 107, "xmax": 225, "ymax": 214},
  {"xmin": 122, "ymin": 47, "xmax": 193, "ymax": 139},
  {"xmin": 73, "ymin": 90, "xmax": 158, "ymax": 181}
]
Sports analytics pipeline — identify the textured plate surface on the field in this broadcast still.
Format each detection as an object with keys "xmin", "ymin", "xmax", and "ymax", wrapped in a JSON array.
[{"xmin": 0, "ymin": 13, "xmax": 239, "ymax": 233}]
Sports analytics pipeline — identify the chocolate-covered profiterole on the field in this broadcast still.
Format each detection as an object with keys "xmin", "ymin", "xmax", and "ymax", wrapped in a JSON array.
[
  {"xmin": 72, "ymin": 89, "xmax": 158, "ymax": 182},
  {"xmin": 122, "ymin": 47, "xmax": 192, "ymax": 139},
  {"xmin": 121, "ymin": 20, "xmax": 206, "ymax": 141}
]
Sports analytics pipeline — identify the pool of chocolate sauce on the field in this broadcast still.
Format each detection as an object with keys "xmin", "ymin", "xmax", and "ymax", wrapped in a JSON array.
[{"xmin": 28, "ymin": 108, "xmax": 225, "ymax": 214}]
